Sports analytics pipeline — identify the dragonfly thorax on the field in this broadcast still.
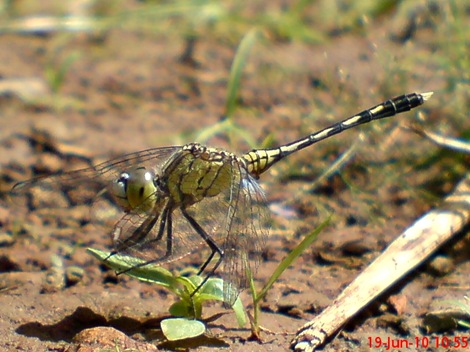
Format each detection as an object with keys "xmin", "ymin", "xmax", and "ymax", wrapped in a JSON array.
[{"xmin": 110, "ymin": 166, "xmax": 158, "ymax": 212}]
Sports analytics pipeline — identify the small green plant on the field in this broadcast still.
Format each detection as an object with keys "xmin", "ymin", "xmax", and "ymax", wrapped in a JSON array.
[
  {"xmin": 88, "ymin": 217, "xmax": 328, "ymax": 342},
  {"xmin": 87, "ymin": 248, "xmax": 246, "ymax": 341},
  {"xmin": 247, "ymin": 217, "xmax": 330, "ymax": 339},
  {"xmin": 45, "ymin": 50, "xmax": 80, "ymax": 94}
]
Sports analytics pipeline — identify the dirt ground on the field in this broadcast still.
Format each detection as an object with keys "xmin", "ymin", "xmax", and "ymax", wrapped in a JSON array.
[{"xmin": 0, "ymin": 2, "xmax": 469, "ymax": 351}]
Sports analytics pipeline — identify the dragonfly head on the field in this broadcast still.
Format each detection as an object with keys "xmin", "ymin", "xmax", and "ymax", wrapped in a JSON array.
[{"xmin": 111, "ymin": 167, "xmax": 157, "ymax": 212}]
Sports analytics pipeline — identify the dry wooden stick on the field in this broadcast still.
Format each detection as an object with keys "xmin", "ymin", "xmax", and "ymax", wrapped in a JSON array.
[{"xmin": 291, "ymin": 174, "xmax": 470, "ymax": 351}]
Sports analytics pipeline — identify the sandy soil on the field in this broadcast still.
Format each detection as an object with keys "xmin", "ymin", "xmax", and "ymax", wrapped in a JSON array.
[{"xmin": 0, "ymin": 2, "xmax": 468, "ymax": 351}]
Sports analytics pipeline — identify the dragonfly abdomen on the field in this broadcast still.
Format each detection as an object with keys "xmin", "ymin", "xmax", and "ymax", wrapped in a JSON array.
[{"xmin": 243, "ymin": 92, "xmax": 432, "ymax": 178}]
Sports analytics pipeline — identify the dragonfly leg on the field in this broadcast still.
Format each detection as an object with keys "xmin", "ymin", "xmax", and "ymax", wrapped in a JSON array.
[
  {"xmin": 181, "ymin": 208, "xmax": 224, "ymax": 297},
  {"xmin": 111, "ymin": 205, "xmax": 172, "ymax": 274},
  {"xmin": 197, "ymin": 248, "xmax": 216, "ymax": 275}
]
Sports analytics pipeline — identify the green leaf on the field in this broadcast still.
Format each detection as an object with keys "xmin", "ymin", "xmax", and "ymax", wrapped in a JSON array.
[
  {"xmin": 161, "ymin": 318, "xmax": 206, "ymax": 341},
  {"xmin": 225, "ymin": 28, "xmax": 260, "ymax": 118},
  {"xmin": 196, "ymin": 277, "xmax": 246, "ymax": 327},
  {"xmin": 86, "ymin": 248, "xmax": 177, "ymax": 288},
  {"xmin": 175, "ymin": 275, "xmax": 199, "ymax": 297},
  {"xmin": 169, "ymin": 300, "xmax": 193, "ymax": 318},
  {"xmin": 198, "ymin": 277, "xmax": 224, "ymax": 300},
  {"xmin": 231, "ymin": 295, "xmax": 247, "ymax": 327},
  {"xmin": 256, "ymin": 217, "xmax": 331, "ymax": 303}
]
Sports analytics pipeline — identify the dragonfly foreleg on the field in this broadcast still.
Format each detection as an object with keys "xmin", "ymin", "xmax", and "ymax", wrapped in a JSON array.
[{"xmin": 112, "ymin": 204, "xmax": 172, "ymax": 274}]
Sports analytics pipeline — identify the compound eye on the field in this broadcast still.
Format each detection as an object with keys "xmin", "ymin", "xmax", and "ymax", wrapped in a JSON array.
[
  {"xmin": 142, "ymin": 170, "xmax": 153, "ymax": 183},
  {"xmin": 126, "ymin": 168, "xmax": 157, "ymax": 210},
  {"xmin": 111, "ymin": 172, "xmax": 131, "ymax": 210}
]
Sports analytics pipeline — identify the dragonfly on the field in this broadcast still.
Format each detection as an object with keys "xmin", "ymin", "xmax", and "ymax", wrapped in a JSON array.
[{"xmin": 11, "ymin": 92, "xmax": 432, "ymax": 306}]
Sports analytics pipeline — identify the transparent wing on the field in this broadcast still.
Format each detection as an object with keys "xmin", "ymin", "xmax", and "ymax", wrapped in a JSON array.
[
  {"xmin": 108, "ymin": 203, "xmax": 211, "ymax": 268},
  {"xmin": 221, "ymin": 165, "xmax": 269, "ymax": 305},
  {"xmin": 10, "ymin": 146, "xmax": 181, "ymax": 210},
  {"xmin": 9, "ymin": 146, "xmax": 182, "ymax": 227}
]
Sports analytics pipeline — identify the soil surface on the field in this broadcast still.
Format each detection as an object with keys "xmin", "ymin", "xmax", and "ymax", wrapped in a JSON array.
[{"xmin": 0, "ymin": 2, "xmax": 469, "ymax": 351}]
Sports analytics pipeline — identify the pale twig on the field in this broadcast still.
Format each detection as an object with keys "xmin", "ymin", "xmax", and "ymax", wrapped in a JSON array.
[{"xmin": 291, "ymin": 174, "xmax": 470, "ymax": 351}]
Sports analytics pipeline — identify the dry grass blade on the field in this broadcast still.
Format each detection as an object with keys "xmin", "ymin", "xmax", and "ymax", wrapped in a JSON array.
[
  {"xmin": 408, "ymin": 124, "xmax": 470, "ymax": 154},
  {"xmin": 291, "ymin": 174, "xmax": 470, "ymax": 351}
]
